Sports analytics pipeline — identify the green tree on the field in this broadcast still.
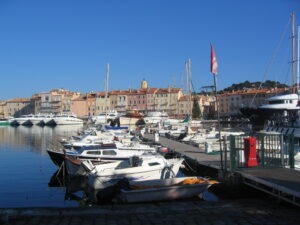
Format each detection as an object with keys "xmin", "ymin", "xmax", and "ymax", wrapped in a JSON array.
[{"xmin": 192, "ymin": 95, "xmax": 201, "ymax": 119}]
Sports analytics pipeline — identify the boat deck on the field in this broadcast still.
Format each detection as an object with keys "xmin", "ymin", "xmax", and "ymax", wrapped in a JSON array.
[{"xmin": 144, "ymin": 133, "xmax": 300, "ymax": 207}]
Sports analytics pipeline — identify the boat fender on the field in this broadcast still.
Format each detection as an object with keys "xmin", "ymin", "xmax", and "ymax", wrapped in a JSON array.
[{"xmin": 159, "ymin": 147, "xmax": 169, "ymax": 153}]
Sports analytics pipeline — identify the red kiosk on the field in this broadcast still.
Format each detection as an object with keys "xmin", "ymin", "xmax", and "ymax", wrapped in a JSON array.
[{"xmin": 244, "ymin": 137, "xmax": 258, "ymax": 167}]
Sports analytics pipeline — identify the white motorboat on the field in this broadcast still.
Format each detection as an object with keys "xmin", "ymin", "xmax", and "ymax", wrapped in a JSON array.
[
  {"xmin": 143, "ymin": 111, "xmax": 169, "ymax": 124},
  {"xmin": 118, "ymin": 176, "xmax": 218, "ymax": 203},
  {"xmin": 64, "ymin": 141, "xmax": 158, "ymax": 176},
  {"xmin": 64, "ymin": 155, "xmax": 122, "ymax": 176},
  {"xmin": 159, "ymin": 125, "xmax": 188, "ymax": 138},
  {"xmin": 47, "ymin": 138, "xmax": 158, "ymax": 168},
  {"xmin": 92, "ymin": 110, "xmax": 119, "ymax": 125},
  {"xmin": 51, "ymin": 114, "xmax": 84, "ymax": 125},
  {"xmin": 83, "ymin": 154, "xmax": 184, "ymax": 189}
]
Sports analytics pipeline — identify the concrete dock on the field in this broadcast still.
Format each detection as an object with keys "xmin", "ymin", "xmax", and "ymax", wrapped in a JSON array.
[{"xmin": 144, "ymin": 133, "xmax": 300, "ymax": 207}]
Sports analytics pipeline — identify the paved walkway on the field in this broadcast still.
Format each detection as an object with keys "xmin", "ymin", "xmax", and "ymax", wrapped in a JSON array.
[{"xmin": 2, "ymin": 198, "xmax": 299, "ymax": 225}]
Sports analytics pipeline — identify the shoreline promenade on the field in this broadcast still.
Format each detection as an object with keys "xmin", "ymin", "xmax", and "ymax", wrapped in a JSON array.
[{"xmin": 1, "ymin": 197, "xmax": 299, "ymax": 225}]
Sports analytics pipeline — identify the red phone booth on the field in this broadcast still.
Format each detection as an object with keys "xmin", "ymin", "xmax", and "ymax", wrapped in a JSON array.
[{"xmin": 244, "ymin": 137, "xmax": 258, "ymax": 167}]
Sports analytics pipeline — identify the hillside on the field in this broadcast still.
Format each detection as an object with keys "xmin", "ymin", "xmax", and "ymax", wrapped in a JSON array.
[{"xmin": 222, "ymin": 80, "xmax": 288, "ymax": 92}]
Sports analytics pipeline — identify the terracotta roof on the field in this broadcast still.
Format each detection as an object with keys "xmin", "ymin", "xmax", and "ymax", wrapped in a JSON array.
[{"xmin": 7, "ymin": 98, "xmax": 31, "ymax": 103}]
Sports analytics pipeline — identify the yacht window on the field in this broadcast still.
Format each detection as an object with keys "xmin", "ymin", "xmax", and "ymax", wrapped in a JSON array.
[
  {"xmin": 73, "ymin": 146, "xmax": 82, "ymax": 151},
  {"xmin": 86, "ymin": 151, "xmax": 101, "ymax": 155},
  {"xmin": 102, "ymin": 150, "xmax": 117, "ymax": 155},
  {"xmin": 268, "ymin": 100, "xmax": 284, "ymax": 104},
  {"xmin": 148, "ymin": 162, "xmax": 160, "ymax": 166}
]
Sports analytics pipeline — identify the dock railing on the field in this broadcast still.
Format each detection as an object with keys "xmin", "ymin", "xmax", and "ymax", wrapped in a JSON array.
[{"xmin": 229, "ymin": 133, "xmax": 296, "ymax": 172}]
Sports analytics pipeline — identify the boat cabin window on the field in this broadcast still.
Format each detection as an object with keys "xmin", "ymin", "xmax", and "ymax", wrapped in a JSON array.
[
  {"xmin": 86, "ymin": 150, "xmax": 102, "ymax": 155},
  {"xmin": 102, "ymin": 150, "xmax": 117, "ymax": 155},
  {"xmin": 148, "ymin": 162, "xmax": 160, "ymax": 166},
  {"xmin": 268, "ymin": 100, "xmax": 285, "ymax": 104},
  {"xmin": 116, "ymin": 160, "xmax": 131, "ymax": 169}
]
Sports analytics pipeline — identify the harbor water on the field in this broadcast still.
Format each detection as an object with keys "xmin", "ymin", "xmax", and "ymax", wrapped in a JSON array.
[{"xmin": 0, "ymin": 125, "xmax": 87, "ymax": 208}]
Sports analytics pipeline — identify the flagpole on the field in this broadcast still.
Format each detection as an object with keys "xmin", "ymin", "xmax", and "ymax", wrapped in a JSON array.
[
  {"xmin": 210, "ymin": 44, "xmax": 224, "ymax": 173},
  {"xmin": 213, "ymin": 74, "xmax": 224, "ymax": 172}
]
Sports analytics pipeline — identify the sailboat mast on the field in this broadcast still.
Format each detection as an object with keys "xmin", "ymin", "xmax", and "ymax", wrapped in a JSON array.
[
  {"xmin": 292, "ymin": 12, "xmax": 296, "ymax": 93},
  {"xmin": 297, "ymin": 25, "xmax": 300, "ymax": 92},
  {"xmin": 104, "ymin": 63, "xmax": 110, "ymax": 122},
  {"xmin": 185, "ymin": 58, "xmax": 192, "ymax": 117}
]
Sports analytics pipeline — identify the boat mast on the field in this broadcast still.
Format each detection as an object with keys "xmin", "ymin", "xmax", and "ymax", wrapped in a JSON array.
[
  {"xmin": 185, "ymin": 58, "xmax": 192, "ymax": 117},
  {"xmin": 297, "ymin": 25, "xmax": 300, "ymax": 92},
  {"xmin": 105, "ymin": 63, "xmax": 110, "ymax": 123},
  {"xmin": 292, "ymin": 12, "xmax": 296, "ymax": 93}
]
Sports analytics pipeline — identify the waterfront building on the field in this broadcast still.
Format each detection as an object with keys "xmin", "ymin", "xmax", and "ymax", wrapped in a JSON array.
[
  {"xmin": 38, "ymin": 89, "xmax": 81, "ymax": 114},
  {"xmin": 86, "ymin": 93, "xmax": 97, "ymax": 117},
  {"xmin": 50, "ymin": 89, "xmax": 81, "ymax": 113},
  {"xmin": 109, "ymin": 90, "xmax": 128, "ymax": 114},
  {"xmin": 71, "ymin": 95, "xmax": 87, "ymax": 118},
  {"xmin": 94, "ymin": 91, "xmax": 110, "ymax": 115},
  {"xmin": 5, "ymin": 98, "xmax": 34, "ymax": 118},
  {"xmin": 71, "ymin": 93, "xmax": 96, "ymax": 118},
  {"xmin": 178, "ymin": 94, "xmax": 215, "ymax": 119},
  {"xmin": 144, "ymin": 87, "xmax": 158, "ymax": 112},
  {"xmin": 218, "ymin": 91, "xmax": 243, "ymax": 118},
  {"xmin": 199, "ymin": 95, "xmax": 216, "ymax": 119},
  {"xmin": 0, "ymin": 101, "xmax": 5, "ymax": 119},
  {"xmin": 154, "ymin": 87, "xmax": 182, "ymax": 116},
  {"xmin": 127, "ymin": 89, "xmax": 147, "ymax": 112}
]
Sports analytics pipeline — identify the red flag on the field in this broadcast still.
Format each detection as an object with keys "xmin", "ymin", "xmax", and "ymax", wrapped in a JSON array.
[{"xmin": 210, "ymin": 44, "xmax": 218, "ymax": 75}]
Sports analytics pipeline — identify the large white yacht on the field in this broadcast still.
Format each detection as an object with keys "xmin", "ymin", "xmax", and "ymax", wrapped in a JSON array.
[
  {"xmin": 240, "ymin": 92, "xmax": 299, "ymax": 128},
  {"xmin": 12, "ymin": 114, "xmax": 34, "ymax": 126},
  {"xmin": 50, "ymin": 114, "xmax": 84, "ymax": 125}
]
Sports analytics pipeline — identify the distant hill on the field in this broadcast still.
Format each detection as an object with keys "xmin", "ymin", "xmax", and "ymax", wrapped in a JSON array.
[{"xmin": 222, "ymin": 80, "xmax": 288, "ymax": 92}]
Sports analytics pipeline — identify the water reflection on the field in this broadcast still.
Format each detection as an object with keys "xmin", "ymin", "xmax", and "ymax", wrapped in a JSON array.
[
  {"xmin": 0, "ymin": 125, "xmax": 84, "ymax": 155},
  {"xmin": 48, "ymin": 171, "xmax": 119, "ymax": 206}
]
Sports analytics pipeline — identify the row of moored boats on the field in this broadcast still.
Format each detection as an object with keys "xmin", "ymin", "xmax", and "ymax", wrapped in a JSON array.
[{"xmin": 46, "ymin": 124, "xmax": 218, "ymax": 203}]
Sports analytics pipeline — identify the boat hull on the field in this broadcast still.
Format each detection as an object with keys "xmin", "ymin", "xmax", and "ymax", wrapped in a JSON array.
[
  {"xmin": 119, "ymin": 177, "xmax": 213, "ymax": 203},
  {"xmin": 87, "ymin": 157, "xmax": 184, "ymax": 190}
]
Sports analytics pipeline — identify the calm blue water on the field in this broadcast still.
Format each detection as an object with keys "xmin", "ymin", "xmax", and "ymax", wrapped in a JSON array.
[{"xmin": 0, "ymin": 125, "xmax": 87, "ymax": 208}]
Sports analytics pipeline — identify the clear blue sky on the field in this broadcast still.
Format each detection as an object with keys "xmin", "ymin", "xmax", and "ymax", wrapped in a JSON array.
[{"xmin": 0, "ymin": 0, "xmax": 299, "ymax": 100}]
